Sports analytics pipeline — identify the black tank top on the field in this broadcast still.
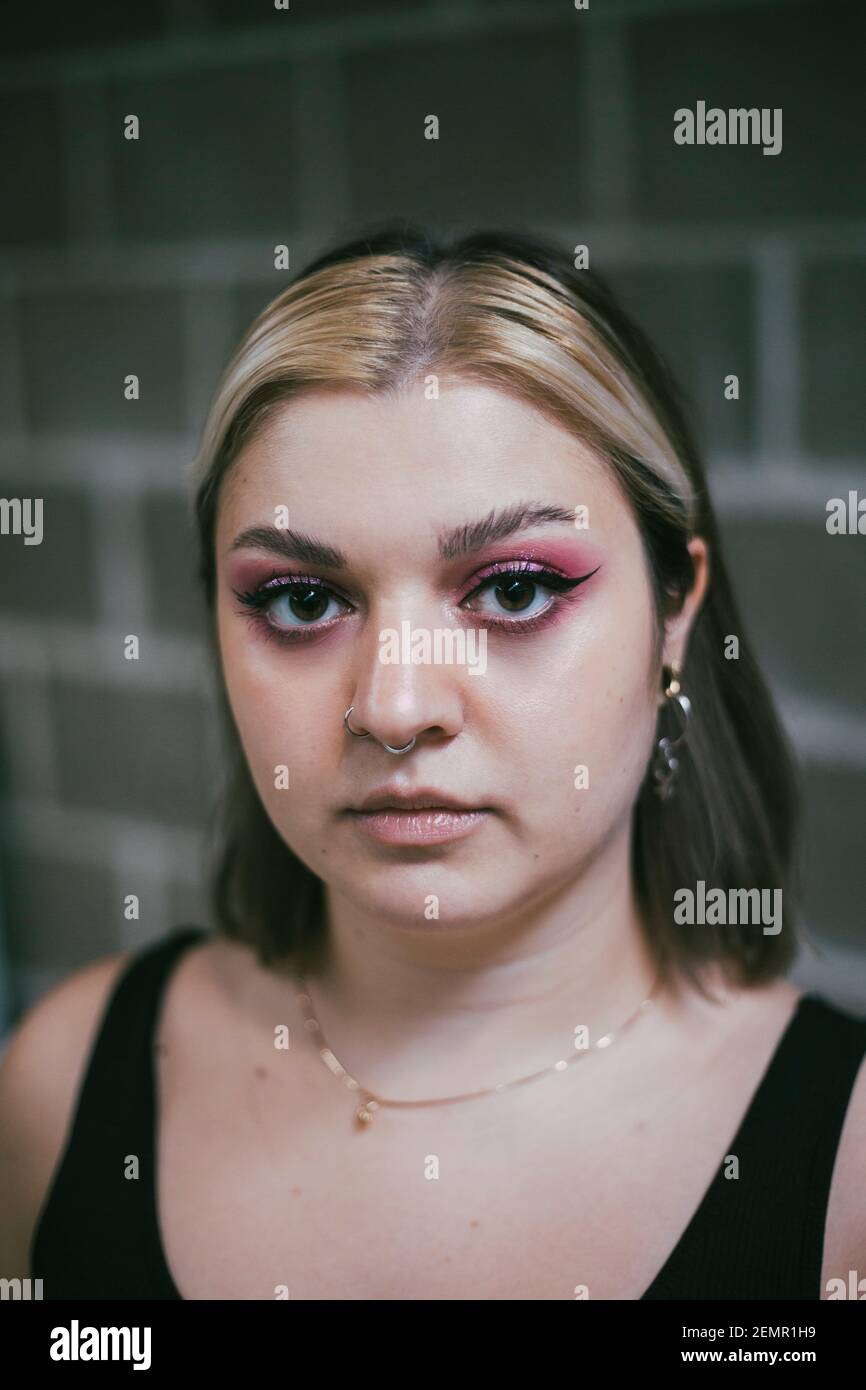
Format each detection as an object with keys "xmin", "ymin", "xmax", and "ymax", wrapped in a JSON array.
[{"xmin": 29, "ymin": 924, "xmax": 866, "ymax": 1300}]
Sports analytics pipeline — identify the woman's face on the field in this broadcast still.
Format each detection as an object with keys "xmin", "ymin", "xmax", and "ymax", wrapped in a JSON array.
[{"xmin": 215, "ymin": 380, "xmax": 701, "ymax": 931}]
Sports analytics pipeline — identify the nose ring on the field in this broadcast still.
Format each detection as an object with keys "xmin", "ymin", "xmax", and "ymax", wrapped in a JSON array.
[
  {"xmin": 344, "ymin": 706, "xmax": 370, "ymax": 738},
  {"xmin": 383, "ymin": 737, "xmax": 416, "ymax": 754},
  {"xmin": 344, "ymin": 706, "xmax": 416, "ymax": 755}
]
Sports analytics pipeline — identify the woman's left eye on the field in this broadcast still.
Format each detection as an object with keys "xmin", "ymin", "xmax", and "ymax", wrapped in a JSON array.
[
  {"xmin": 461, "ymin": 566, "xmax": 595, "ymax": 625},
  {"xmin": 464, "ymin": 572, "xmax": 555, "ymax": 620}
]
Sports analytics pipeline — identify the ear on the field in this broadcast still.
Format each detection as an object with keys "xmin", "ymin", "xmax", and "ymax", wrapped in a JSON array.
[{"xmin": 661, "ymin": 536, "xmax": 710, "ymax": 676}]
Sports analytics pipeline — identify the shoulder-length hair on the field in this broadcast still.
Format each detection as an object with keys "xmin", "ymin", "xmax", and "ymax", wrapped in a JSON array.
[{"xmin": 189, "ymin": 224, "xmax": 802, "ymax": 996}]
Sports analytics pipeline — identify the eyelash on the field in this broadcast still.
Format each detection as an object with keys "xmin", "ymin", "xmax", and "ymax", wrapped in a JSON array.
[{"xmin": 231, "ymin": 560, "xmax": 600, "ymax": 647}]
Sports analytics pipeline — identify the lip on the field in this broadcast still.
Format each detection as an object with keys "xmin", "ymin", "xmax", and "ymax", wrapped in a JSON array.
[
  {"xmin": 345, "ymin": 806, "xmax": 491, "ymax": 846},
  {"xmin": 348, "ymin": 786, "xmax": 487, "ymax": 814},
  {"xmin": 342, "ymin": 786, "xmax": 493, "ymax": 845}
]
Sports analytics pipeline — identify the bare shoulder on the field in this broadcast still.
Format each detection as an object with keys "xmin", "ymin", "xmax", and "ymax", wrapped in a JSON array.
[
  {"xmin": 162, "ymin": 930, "xmax": 306, "ymax": 1037},
  {"xmin": 667, "ymin": 966, "xmax": 803, "ymax": 1056},
  {"xmin": 0, "ymin": 948, "xmax": 133, "ymax": 1277},
  {"xmin": 821, "ymin": 1007, "xmax": 866, "ymax": 1298}
]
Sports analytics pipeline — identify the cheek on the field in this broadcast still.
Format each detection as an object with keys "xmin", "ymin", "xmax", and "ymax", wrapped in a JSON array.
[
  {"xmin": 219, "ymin": 595, "xmax": 303, "ymax": 734},
  {"xmin": 216, "ymin": 625, "xmax": 323, "ymax": 822},
  {"xmin": 227, "ymin": 685, "xmax": 326, "ymax": 861},
  {"xmin": 579, "ymin": 609, "xmax": 658, "ymax": 795},
  {"xmin": 492, "ymin": 584, "xmax": 658, "ymax": 804}
]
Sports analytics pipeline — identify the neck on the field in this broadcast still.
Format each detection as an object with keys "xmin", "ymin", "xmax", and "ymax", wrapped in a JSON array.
[{"xmin": 297, "ymin": 822, "xmax": 673, "ymax": 1098}]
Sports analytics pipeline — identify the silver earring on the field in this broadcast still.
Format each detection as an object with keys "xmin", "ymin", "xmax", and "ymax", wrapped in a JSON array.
[
  {"xmin": 344, "ymin": 707, "xmax": 416, "ymax": 755},
  {"xmin": 652, "ymin": 664, "xmax": 691, "ymax": 801}
]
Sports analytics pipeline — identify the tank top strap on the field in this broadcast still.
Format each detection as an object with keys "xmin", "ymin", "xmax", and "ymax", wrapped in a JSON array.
[
  {"xmin": 643, "ymin": 992, "xmax": 866, "ymax": 1299},
  {"xmin": 31, "ymin": 925, "xmax": 208, "ymax": 1299}
]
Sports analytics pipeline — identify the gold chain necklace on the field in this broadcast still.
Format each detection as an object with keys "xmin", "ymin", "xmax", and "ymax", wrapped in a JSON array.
[{"xmin": 296, "ymin": 974, "xmax": 661, "ymax": 1129}]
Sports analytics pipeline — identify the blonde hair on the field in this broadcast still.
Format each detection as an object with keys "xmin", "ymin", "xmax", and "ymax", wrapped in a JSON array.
[{"xmin": 190, "ymin": 250, "xmax": 696, "ymax": 527}]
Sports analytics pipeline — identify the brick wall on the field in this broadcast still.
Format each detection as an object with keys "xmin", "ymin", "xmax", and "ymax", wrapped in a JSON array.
[{"xmin": 1, "ymin": 0, "xmax": 864, "ymax": 1023}]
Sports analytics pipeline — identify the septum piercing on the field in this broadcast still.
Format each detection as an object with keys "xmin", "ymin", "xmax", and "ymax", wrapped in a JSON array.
[{"xmin": 344, "ymin": 706, "xmax": 416, "ymax": 755}]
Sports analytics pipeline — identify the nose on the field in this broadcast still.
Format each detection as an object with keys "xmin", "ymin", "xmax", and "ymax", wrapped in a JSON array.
[{"xmin": 345, "ymin": 608, "xmax": 467, "ymax": 751}]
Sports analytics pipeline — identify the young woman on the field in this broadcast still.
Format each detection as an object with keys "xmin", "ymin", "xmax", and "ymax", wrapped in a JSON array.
[{"xmin": 2, "ymin": 228, "xmax": 864, "ymax": 1300}]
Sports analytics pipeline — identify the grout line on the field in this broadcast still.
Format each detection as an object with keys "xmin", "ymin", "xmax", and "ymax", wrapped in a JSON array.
[
  {"xmin": 0, "ymin": 0, "xmax": 808, "ymax": 90},
  {"xmin": 777, "ymin": 689, "xmax": 866, "ymax": 771},
  {"xmin": 0, "ymin": 434, "xmax": 200, "ymax": 488},
  {"xmin": 181, "ymin": 282, "xmax": 236, "ymax": 442},
  {"xmin": 112, "ymin": 839, "xmax": 172, "ymax": 951},
  {"xmin": 2, "ymin": 224, "xmax": 865, "ymax": 284},
  {"xmin": 577, "ymin": 17, "xmax": 632, "ymax": 222},
  {"xmin": 0, "ymin": 795, "xmax": 207, "ymax": 877},
  {"xmin": 290, "ymin": 49, "xmax": 350, "ymax": 233},
  {"xmin": 91, "ymin": 491, "xmax": 151, "ymax": 629},
  {"xmin": 0, "ymin": 668, "xmax": 59, "ymax": 801},
  {"xmin": 0, "ymin": 619, "xmax": 216, "ymax": 691},
  {"xmin": 0, "ymin": 285, "xmax": 26, "ymax": 431},
  {"xmin": 165, "ymin": 0, "xmax": 212, "ymax": 35},
  {"xmin": 707, "ymin": 463, "xmax": 866, "ymax": 515},
  {"xmin": 754, "ymin": 239, "xmax": 801, "ymax": 465},
  {"xmin": 60, "ymin": 79, "xmax": 114, "ymax": 244}
]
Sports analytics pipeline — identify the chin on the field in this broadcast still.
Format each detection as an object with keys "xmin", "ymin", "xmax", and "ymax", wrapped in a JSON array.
[{"xmin": 343, "ymin": 869, "xmax": 516, "ymax": 931}]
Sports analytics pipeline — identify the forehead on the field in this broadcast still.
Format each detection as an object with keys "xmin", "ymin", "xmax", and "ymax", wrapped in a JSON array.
[{"xmin": 217, "ymin": 379, "xmax": 630, "ymax": 544}]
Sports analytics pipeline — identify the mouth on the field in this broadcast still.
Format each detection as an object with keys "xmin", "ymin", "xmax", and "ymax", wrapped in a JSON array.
[
  {"xmin": 342, "ymin": 788, "xmax": 493, "ymax": 846},
  {"xmin": 347, "ymin": 787, "xmax": 488, "ymax": 814}
]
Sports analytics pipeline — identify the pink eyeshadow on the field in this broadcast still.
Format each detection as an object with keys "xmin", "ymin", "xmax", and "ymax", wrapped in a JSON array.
[{"xmin": 465, "ymin": 539, "xmax": 604, "ymax": 575}]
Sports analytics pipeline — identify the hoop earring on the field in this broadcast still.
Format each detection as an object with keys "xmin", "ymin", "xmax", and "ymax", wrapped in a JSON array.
[{"xmin": 652, "ymin": 663, "xmax": 691, "ymax": 802}]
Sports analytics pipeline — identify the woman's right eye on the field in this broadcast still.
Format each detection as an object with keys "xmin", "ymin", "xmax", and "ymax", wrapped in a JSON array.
[
  {"xmin": 232, "ymin": 577, "xmax": 353, "ymax": 641},
  {"xmin": 264, "ymin": 582, "xmax": 347, "ymax": 628}
]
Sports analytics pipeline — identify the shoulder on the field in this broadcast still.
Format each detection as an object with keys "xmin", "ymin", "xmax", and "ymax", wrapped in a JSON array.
[
  {"xmin": 162, "ymin": 929, "xmax": 301, "ymax": 1031},
  {"xmin": 0, "ymin": 947, "xmax": 133, "ymax": 1277},
  {"xmin": 818, "ymin": 998, "xmax": 866, "ymax": 1297},
  {"xmin": 675, "ymin": 974, "xmax": 866, "ymax": 1296}
]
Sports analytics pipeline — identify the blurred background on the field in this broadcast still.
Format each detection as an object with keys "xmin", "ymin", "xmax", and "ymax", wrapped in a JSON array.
[{"xmin": 0, "ymin": 0, "xmax": 864, "ymax": 1037}]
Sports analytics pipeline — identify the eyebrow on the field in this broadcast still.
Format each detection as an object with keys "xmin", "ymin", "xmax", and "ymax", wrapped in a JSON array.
[{"xmin": 228, "ymin": 502, "xmax": 581, "ymax": 570}]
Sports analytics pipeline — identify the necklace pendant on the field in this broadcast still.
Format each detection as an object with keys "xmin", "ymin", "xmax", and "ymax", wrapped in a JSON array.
[{"xmin": 355, "ymin": 1097, "xmax": 379, "ymax": 1128}]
